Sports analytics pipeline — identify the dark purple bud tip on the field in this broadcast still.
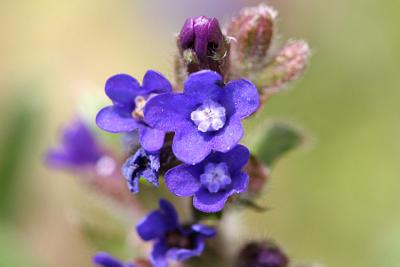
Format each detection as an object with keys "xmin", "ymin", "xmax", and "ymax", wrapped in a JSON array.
[
  {"xmin": 178, "ymin": 16, "xmax": 230, "ymax": 77},
  {"xmin": 236, "ymin": 241, "xmax": 289, "ymax": 267}
]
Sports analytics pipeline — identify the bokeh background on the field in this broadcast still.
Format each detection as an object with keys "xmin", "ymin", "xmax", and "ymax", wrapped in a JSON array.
[{"xmin": 1, "ymin": 0, "xmax": 399, "ymax": 266}]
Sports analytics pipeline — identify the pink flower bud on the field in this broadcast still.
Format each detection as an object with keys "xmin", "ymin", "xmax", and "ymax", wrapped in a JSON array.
[
  {"xmin": 227, "ymin": 4, "xmax": 277, "ymax": 71},
  {"xmin": 256, "ymin": 40, "xmax": 311, "ymax": 102}
]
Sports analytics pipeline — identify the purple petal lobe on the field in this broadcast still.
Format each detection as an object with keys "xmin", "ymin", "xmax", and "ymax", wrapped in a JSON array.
[
  {"xmin": 139, "ymin": 127, "xmax": 166, "ymax": 152},
  {"xmin": 105, "ymin": 74, "xmax": 140, "ymax": 106},
  {"xmin": 159, "ymin": 199, "xmax": 179, "ymax": 228},
  {"xmin": 191, "ymin": 224, "xmax": 217, "ymax": 237},
  {"xmin": 172, "ymin": 128, "xmax": 211, "ymax": 164},
  {"xmin": 193, "ymin": 188, "xmax": 229, "ymax": 213},
  {"xmin": 217, "ymin": 144, "xmax": 250, "ymax": 171},
  {"xmin": 93, "ymin": 252, "xmax": 124, "ymax": 267},
  {"xmin": 46, "ymin": 119, "xmax": 102, "ymax": 168},
  {"xmin": 167, "ymin": 240, "xmax": 204, "ymax": 261},
  {"xmin": 165, "ymin": 165, "xmax": 201, "ymax": 197},
  {"xmin": 232, "ymin": 172, "xmax": 249, "ymax": 193},
  {"xmin": 96, "ymin": 106, "xmax": 139, "ymax": 133},
  {"xmin": 144, "ymin": 94, "xmax": 197, "ymax": 132},
  {"xmin": 136, "ymin": 211, "xmax": 168, "ymax": 241},
  {"xmin": 210, "ymin": 116, "xmax": 244, "ymax": 153},
  {"xmin": 150, "ymin": 241, "xmax": 168, "ymax": 267},
  {"xmin": 183, "ymin": 70, "xmax": 223, "ymax": 102},
  {"xmin": 142, "ymin": 70, "xmax": 173, "ymax": 94},
  {"xmin": 222, "ymin": 79, "xmax": 259, "ymax": 118}
]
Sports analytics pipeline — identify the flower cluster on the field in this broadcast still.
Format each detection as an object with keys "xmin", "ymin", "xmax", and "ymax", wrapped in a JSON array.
[{"xmin": 47, "ymin": 3, "xmax": 313, "ymax": 267}]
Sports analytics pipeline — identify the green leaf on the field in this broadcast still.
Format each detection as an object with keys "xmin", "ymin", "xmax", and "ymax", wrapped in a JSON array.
[
  {"xmin": 257, "ymin": 122, "xmax": 303, "ymax": 166},
  {"xmin": 236, "ymin": 198, "xmax": 269, "ymax": 212},
  {"xmin": 0, "ymin": 100, "xmax": 38, "ymax": 220}
]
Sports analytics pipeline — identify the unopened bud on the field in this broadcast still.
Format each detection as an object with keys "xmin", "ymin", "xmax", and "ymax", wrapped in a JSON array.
[
  {"xmin": 236, "ymin": 241, "xmax": 289, "ymax": 267},
  {"xmin": 228, "ymin": 4, "xmax": 277, "ymax": 72},
  {"xmin": 178, "ymin": 16, "xmax": 230, "ymax": 78},
  {"xmin": 256, "ymin": 40, "xmax": 311, "ymax": 102},
  {"xmin": 134, "ymin": 259, "xmax": 152, "ymax": 267}
]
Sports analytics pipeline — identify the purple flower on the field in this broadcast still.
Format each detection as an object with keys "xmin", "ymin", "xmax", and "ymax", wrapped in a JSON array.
[
  {"xmin": 96, "ymin": 70, "xmax": 172, "ymax": 152},
  {"xmin": 136, "ymin": 199, "xmax": 216, "ymax": 267},
  {"xmin": 144, "ymin": 70, "xmax": 258, "ymax": 164},
  {"xmin": 93, "ymin": 252, "xmax": 135, "ymax": 267},
  {"xmin": 122, "ymin": 148, "xmax": 160, "ymax": 193},
  {"xmin": 46, "ymin": 119, "xmax": 103, "ymax": 169},
  {"xmin": 236, "ymin": 241, "xmax": 289, "ymax": 267},
  {"xmin": 164, "ymin": 145, "xmax": 249, "ymax": 213}
]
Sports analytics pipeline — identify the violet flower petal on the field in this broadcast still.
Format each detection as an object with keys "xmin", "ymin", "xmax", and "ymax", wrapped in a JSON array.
[
  {"xmin": 93, "ymin": 252, "xmax": 124, "ymax": 267},
  {"xmin": 216, "ymin": 144, "xmax": 250, "ymax": 171},
  {"xmin": 159, "ymin": 199, "xmax": 179, "ymax": 228},
  {"xmin": 172, "ymin": 128, "xmax": 211, "ymax": 164},
  {"xmin": 183, "ymin": 70, "xmax": 223, "ymax": 102},
  {"xmin": 96, "ymin": 106, "xmax": 139, "ymax": 133},
  {"xmin": 144, "ymin": 94, "xmax": 197, "ymax": 132},
  {"xmin": 136, "ymin": 211, "xmax": 169, "ymax": 241},
  {"xmin": 221, "ymin": 79, "xmax": 259, "ymax": 118},
  {"xmin": 167, "ymin": 239, "xmax": 205, "ymax": 261},
  {"xmin": 191, "ymin": 224, "xmax": 217, "ymax": 237},
  {"xmin": 210, "ymin": 115, "xmax": 244, "ymax": 153},
  {"xmin": 231, "ymin": 172, "xmax": 249, "ymax": 193},
  {"xmin": 164, "ymin": 165, "xmax": 202, "ymax": 197},
  {"xmin": 139, "ymin": 127, "xmax": 166, "ymax": 153},
  {"xmin": 142, "ymin": 70, "xmax": 173, "ymax": 94},
  {"xmin": 105, "ymin": 74, "xmax": 140, "ymax": 107},
  {"xmin": 150, "ymin": 241, "xmax": 168, "ymax": 267},
  {"xmin": 193, "ymin": 188, "xmax": 229, "ymax": 213},
  {"xmin": 46, "ymin": 119, "xmax": 102, "ymax": 168}
]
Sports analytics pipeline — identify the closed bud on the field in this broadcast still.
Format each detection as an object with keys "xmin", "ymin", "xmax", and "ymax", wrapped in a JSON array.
[
  {"xmin": 228, "ymin": 4, "xmax": 277, "ymax": 72},
  {"xmin": 244, "ymin": 154, "xmax": 270, "ymax": 196},
  {"xmin": 256, "ymin": 40, "xmax": 311, "ymax": 102},
  {"xmin": 236, "ymin": 241, "xmax": 289, "ymax": 267},
  {"xmin": 134, "ymin": 259, "xmax": 152, "ymax": 267},
  {"xmin": 178, "ymin": 16, "xmax": 230, "ymax": 78}
]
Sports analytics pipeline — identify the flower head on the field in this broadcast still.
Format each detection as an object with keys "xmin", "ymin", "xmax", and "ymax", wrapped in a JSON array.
[
  {"xmin": 136, "ymin": 199, "xmax": 216, "ymax": 267},
  {"xmin": 93, "ymin": 252, "xmax": 135, "ymax": 267},
  {"xmin": 178, "ymin": 16, "xmax": 229, "ymax": 77},
  {"xmin": 122, "ymin": 148, "xmax": 160, "ymax": 193},
  {"xmin": 144, "ymin": 70, "xmax": 259, "ymax": 164},
  {"xmin": 164, "ymin": 145, "xmax": 250, "ymax": 213},
  {"xmin": 46, "ymin": 119, "xmax": 103, "ymax": 169},
  {"xmin": 236, "ymin": 241, "xmax": 289, "ymax": 267},
  {"xmin": 96, "ymin": 70, "xmax": 172, "ymax": 152}
]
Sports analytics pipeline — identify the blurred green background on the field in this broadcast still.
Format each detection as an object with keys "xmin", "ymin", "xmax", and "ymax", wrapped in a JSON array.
[{"xmin": 1, "ymin": 0, "xmax": 399, "ymax": 266}]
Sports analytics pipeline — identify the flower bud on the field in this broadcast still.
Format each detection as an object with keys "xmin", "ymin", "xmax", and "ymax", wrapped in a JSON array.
[
  {"xmin": 236, "ymin": 241, "xmax": 289, "ymax": 267},
  {"xmin": 256, "ymin": 40, "xmax": 311, "ymax": 102},
  {"xmin": 178, "ymin": 16, "xmax": 230, "ymax": 78},
  {"xmin": 134, "ymin": 259, "xmax": 152, "ymax": 267},
  {"xmin": 244, "ymin": 154, "xmax": 270, "ymax": 196},
  {"xmin": 227, "ymin": 4, "xmax": 277, "ymax": 72}
]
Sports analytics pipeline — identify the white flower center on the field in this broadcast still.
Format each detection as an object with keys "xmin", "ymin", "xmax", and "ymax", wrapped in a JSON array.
[
  {"xmin": 200, "ymin": 162, "xmax": 232, "ymax": 193},
  {"xmin": 190, "ymin": 99, "xmax": 226, "ymax": 132},
  {"xmin": 132, "ymin": 94, "xmax": 156, "ymax": 120}
]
